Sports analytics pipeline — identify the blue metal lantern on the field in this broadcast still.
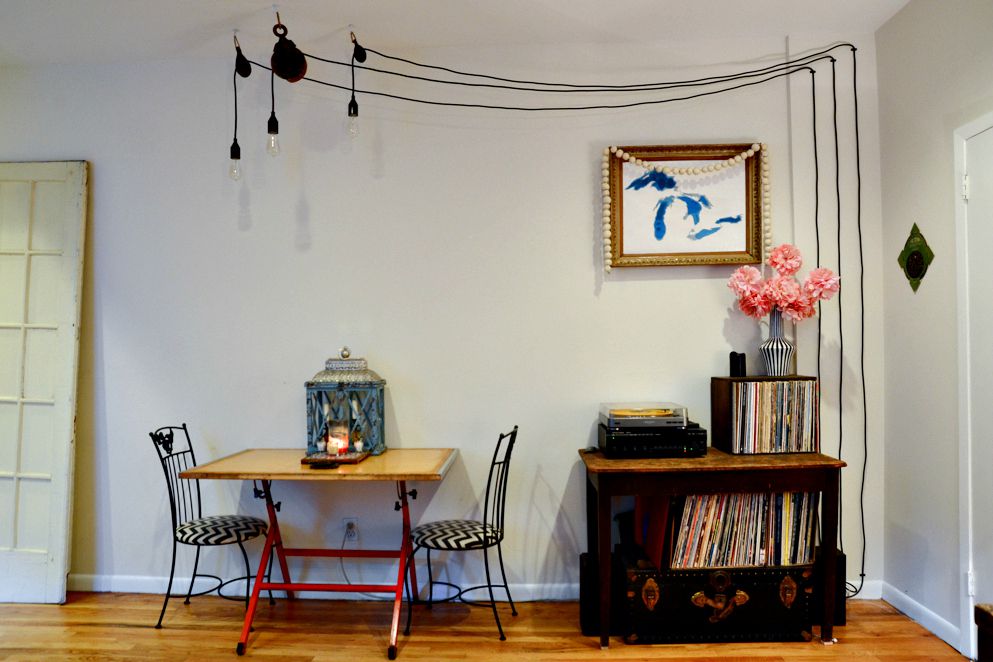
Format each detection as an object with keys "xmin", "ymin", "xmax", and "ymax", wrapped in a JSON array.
[{"xmin": 305, "ymin": 347, "xmax": 386, "ymax": 455}]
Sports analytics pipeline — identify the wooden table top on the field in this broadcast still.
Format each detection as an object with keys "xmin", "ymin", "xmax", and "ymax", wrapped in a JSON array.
[
  {"xmin": 579, "ymin": 447, "xmax": 845, "ymax": 474},
  {"xmin": 180, "ymin": 448, "xmax": 457, "ymax": 482}
]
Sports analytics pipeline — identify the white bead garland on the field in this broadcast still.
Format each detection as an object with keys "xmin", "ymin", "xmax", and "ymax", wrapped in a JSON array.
[
  {"xmin": 601, "ymin": 143, "xmax": 771, "ymax": 273},
  {"xmin": 760, "ymin": 143, "xmax": 772, "ymax": 258},
  {"xmin": 602, "ymin": 148, "xmax": 613, "ymax": 271}
]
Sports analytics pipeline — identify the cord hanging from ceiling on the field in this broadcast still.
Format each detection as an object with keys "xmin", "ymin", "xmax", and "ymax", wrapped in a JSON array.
[{"xmin": 225, "ymin": 24, "xmax": 868, "ymax": 599}]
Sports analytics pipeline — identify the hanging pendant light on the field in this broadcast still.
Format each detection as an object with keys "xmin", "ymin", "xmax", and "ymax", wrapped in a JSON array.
[
  {"xmin": 348, "ymin": 31, "xmax": 362, "ymax": 138},
  {"xmin": 267, "ymin": 61, "xmax": 280, "ymax": 157},
  {"xmin": 229, "ymin": 33, "xmax": 251, "ymax": 181}
]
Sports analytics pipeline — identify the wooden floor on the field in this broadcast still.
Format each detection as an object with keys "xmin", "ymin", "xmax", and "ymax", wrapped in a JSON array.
[{"xmin": 0, "ymin": 593, "xmax": 966, "ymax": 661}]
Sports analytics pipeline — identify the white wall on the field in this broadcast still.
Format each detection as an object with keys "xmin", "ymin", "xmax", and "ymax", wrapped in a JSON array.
[
  {"xmin": 0, "ymin": 31, "xmax": 884, "ymax": 601},
  {"xmin": 877, "ymin": 0, "xmax": 993, "ymax": 650}
]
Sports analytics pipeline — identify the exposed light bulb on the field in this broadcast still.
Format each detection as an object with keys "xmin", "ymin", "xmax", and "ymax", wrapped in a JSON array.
[
  {"xmin": 347, "ymin": 96, "xmax": 359, "ymax": 139},
  {"xmin": 266, "ymin": 112, "xmax": 280, "ymax": 157},
  {"xmin": 229, "ymin": 139, "xmax": 242, "ymax": 180}
]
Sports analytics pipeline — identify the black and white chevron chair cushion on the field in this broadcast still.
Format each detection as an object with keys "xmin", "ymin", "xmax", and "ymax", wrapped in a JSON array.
[
  {"xmin": 175, "ymin": 515, "xmax": 267, "ymax": 545},
  {"xmin": 410, "ymin": 519, "xmax": 502, "ymax": 551}
]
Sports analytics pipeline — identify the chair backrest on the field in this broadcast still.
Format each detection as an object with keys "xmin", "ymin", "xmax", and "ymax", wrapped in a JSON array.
[
  {"xmin": 149, "ymin": 423, "xmax": 202, "ymax": 532},
  {"xmin": 482, "ymin": 425, "xmax": 518, "ymax": 542}
]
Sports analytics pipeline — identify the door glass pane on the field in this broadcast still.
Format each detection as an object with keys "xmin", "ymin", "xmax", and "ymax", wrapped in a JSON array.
[
  {"xmin": 26, "ymin": 255, "xmax": 60, "ymax": 325},
  {"xmin": 20, "ymin": 403, "xmax": 53, "ymax": 475},
  {"xmin": 0, "ymin": 255, "xmax": 26, "ymax": 323},
  {"xmin": 30, "ymin": 181, "xmax": 65, "ymax": 252},
  {"xmin": 0, "ymin": 478, "xmax": 13, "ymax": 548},
  {"xmin": 0, "ymin": 181, "xmax": 30, "ymax": 251},
  {"xmin": 0, "ymin": 402, "xmax": 18, "ymax": 473},
  {"xmin": 22, "ymin": 329, "xmax": 55, "ymax": 401},
  {"xmin": 16, "ymin": 479, "xmax": 50, "ymax": 550},
  {"xmin": 0, "ymin": 329, "xmax": 22, "ymax": 398}
]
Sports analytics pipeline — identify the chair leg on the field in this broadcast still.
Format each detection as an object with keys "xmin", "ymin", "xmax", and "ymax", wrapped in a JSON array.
[
  {"xmin": 237, "ymin": 541, "xmax": 251, "ymax": 610},
  {"xmin": 184, "ymin": 546, "xmax": 202, "ymax": 605},
  {"xmin": 426, "ymin": 548, "xmax": 434, "ymax": 610},
  {"xmin": 495, "ymin": 540, "xmax": 517, "ymax": 616},
  {"xmin": 156, "ymin": 539, "xmax": 179, "ymax": 628},
  {"xmin": 482, "ymin": 545, "xmax": 506, "ymax": 640}
]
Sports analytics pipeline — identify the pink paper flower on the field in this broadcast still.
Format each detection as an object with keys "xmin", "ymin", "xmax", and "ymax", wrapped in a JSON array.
[
  {"xmin": 728, "ymin": 265, "xmax": 763, "ymax": 297},
  {"xmin": 782, "ymin": 295, "xmax": 817, "ymax": 322},
  {"xmin": 767, "ymin": 244, "xmax": 803, "ymax": 276},
  {"xmin": 763, "ymin": 275, "xmax": 804, "ymax": 309},
  {"xmin": 726, "ymin": 245, "xmax": 839, "ymax": 324},
  {"xmin": 804, "ymin": 267, "xmax": 841, "ymax": 301},
  {"xmin": 737, "ymin": 291, "xmax": 773, "ymax": 319}
]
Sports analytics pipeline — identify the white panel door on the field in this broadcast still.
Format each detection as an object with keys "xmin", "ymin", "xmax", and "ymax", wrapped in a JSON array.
[
  {"xmin": 969, "ymin": 126, "xmax": 993, "ymax": 608},
  {"xmin": 0, "ymin": 162, "xmax": 87, "ymax": 603}
]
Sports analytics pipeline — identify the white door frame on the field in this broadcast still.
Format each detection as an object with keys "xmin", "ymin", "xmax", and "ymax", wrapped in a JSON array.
[{"xmin": 955, "ymin": 111, "xmax": 993, "ymax": 659}]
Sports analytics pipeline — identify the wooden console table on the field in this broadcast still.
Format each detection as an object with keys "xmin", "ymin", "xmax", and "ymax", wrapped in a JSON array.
[{"xmin": 580, "ymin": 447, "xmax": 846, "ymax": 648}]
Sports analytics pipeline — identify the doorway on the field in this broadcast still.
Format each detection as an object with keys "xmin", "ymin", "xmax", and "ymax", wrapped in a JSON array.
[{"xmin": 957, "ymin": 114, "xmax": 993, "ymax": 658}]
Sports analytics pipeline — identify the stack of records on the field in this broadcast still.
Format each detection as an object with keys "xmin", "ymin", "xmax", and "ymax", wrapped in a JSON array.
[{"xmin": 598, "ymin": 402, "xmax": 706, "ymax": 459}]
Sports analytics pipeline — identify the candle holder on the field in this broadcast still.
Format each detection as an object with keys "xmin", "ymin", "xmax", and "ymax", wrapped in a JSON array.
[{"xmin": 305, "ymin": 347, "xmax": 386, "ymax": 456}]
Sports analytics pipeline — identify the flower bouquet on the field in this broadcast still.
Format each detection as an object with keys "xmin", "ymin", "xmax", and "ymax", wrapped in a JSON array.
[{"xmin": 728, "ymin": 244, "xmax": 839, "ymax": 375}]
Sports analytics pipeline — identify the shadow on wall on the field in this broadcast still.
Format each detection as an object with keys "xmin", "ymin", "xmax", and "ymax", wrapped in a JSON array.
[{"xmin": 522, "ymin": 460, "xmax": 585, "ymax": 599}]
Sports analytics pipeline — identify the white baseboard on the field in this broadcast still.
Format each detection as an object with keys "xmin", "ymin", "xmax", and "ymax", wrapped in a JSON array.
[
  {"xmin": 69, "ymin": 573, "xmax": 242, "ymax": 595},
  {"xmin": 69, "ymin": 573, "xmax": 890, "ymax": 606},
  {"xmin": 849, "ymin": 579, "xmax": 883, "ymax": 600},
  {"xmin": 880, "ymin": 581, "xmax": 964, "ymax": 654},
  {"xmin": 69, "ymin": 573, "xmax": 581, "ymax": 602}
]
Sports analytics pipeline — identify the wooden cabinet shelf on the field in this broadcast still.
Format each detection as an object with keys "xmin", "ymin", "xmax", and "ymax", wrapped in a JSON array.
[{"xmin": 580, "ymin": 447, "xmax": 845, "ymax": 646}]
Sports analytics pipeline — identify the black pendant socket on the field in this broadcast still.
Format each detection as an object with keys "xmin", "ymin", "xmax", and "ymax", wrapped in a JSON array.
[
  {"xmin": 230, "ymin": 138, "xmax": 241, "ymax": 160},
  {"xmin": 347, "ymin": 96, "xmax": 359, "ymax": 118},
  {"xmin": 267, "ymin": 112, "xmax": 279, "ymax": 135}
]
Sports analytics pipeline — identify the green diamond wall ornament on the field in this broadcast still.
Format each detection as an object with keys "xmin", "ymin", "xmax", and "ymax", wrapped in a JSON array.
[{"xmin": 897, "ymin": 223, "xmax": 934, "ymax": 292}]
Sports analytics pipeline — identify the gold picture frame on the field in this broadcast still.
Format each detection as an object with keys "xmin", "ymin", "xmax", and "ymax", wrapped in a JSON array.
[{"xmin": 602, "ymin": 143, "xmax": 765, "ymax": 268}]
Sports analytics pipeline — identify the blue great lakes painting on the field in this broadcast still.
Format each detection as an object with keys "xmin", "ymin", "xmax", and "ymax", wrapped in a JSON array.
[{"xmin": 625, "ymin": 169, "xmax": 742, "ymax": 244}]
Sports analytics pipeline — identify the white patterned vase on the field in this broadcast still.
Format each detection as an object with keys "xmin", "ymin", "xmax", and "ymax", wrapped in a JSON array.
[{"xmin": 760, "ymin": 308, "xmax": 795, "ymax": 377}]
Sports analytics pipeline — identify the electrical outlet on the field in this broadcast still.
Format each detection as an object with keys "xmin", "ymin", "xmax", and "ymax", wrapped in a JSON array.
[{"xmin": 343, "ymin": 517, "xmax": 359, "ymax": 541}]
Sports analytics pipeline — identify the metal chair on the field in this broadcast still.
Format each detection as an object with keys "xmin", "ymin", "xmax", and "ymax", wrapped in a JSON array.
[
  {"xmin": 404, "ymin": 425, "xmax": 519, "ymax": 640},
  {"xmin": 149, "ymin": 423, "xmax": 271, "ymax": 628}
]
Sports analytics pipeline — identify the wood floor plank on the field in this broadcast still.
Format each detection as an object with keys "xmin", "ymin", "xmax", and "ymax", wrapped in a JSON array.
[{"xmin": 0, "ymin": 593, "xmax": 966, "ymax": 661}]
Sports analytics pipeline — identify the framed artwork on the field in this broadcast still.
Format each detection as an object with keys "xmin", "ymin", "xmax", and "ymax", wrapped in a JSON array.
[{"xmin": 601, "ymin": 143, "xmax": 767, "ymax": 269}]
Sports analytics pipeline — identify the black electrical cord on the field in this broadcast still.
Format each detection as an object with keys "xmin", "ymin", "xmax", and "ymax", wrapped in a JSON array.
[
  {"xmin": 301, "ymin": 48, "xmax": 843, "ymax": 95},
  {"xmin": 847, "ymin": 44, "xmax": 868, "ymax": 599},
  {"xmin": 236, "ymin": 35, "xmax": 871, "ymax": 597},
  {"xmin": 351, "ymin": 42, "xmax": 855, "ymax": 91},
  {"xmin": 812, "ymin": 68, "xmax": 822, "ymax": 383},
  {"xmin": 232, "ymin": 68, "xmax": 239, "ymax": 142},
  {"xmin": 829, "ymin": 57, "xmax": 844, "ymax": 556},
  {"xmin": 248, "ymin": 59, "xmax": 814, "ymax": 112}
]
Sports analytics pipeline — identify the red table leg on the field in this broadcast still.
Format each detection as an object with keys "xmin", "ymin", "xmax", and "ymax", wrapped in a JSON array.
[
  {"xmin": 237, "ymin": 480, "xmax": 293, "ymax": 655},
  {"xmin": 236, "ymin": 479, "xmax": 417, "ymax": 658},
  {"xmin": 260, "ymin": 481, "xmax": 294, "ymax": 599},
  {"xmin": 388, "ymin": 480, "xmax": 413, "ymax": 660}
]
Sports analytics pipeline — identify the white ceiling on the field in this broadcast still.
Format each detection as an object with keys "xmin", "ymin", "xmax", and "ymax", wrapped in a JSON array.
[{"xmin": 0, "ymin": 0, "xmax": 909, "ymax": 67}]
